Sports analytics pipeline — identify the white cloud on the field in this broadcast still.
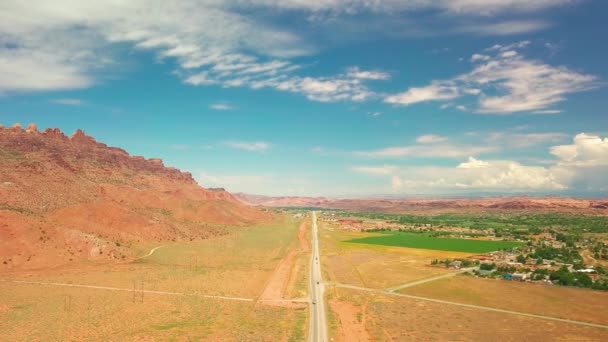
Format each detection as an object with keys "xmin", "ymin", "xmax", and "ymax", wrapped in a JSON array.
[
  {"xmin": 435, "ymin": 0, "xmax": 573, "ymax": 15},
  {"xmin": 50, "ymin": 98, "xmax": 85, "ymax": 106},
  {"xmin": 550, "ymin": 133, "xmax": 608, "ymax": 167},
  {"xmin": 225, "ymin": 141, "xmax": 271, "ymax": 152},
  {"xmin": 470, "ymin": 54, "xmax": 490, "ymax": 62},
  {"xmin": 385, "ymin": 82, "xmax": 460, "ymax": 105},
  {"xmin": 416, "ymin": 134, "xmax": 448, "ymax": 144},
  {"xmin": 353, "ymin": 133, "xmax": 608, "ymax": 194},
  {"xmin": 0, "ymin": 1, "xmax": 570, "ymax": 97},
  {"xmin": 354, "ymin": 159, "xmax": 566, "ymax": 192},
  {"xmin": 457, "ymin": 157, "xmax": 489, "ymax": 169},
  {"xmin": 242, "ymin": 0, "xmax": 572, "ymax": 16},
  {"xmin": 485, "ymin": 40, "xmax": 531, "ymax": 52},
  {"xmin": 356, "ymin": 143, "xmax": 494, "ymax": 158},
  {"xmin": 184, "ymin": 72, "xmax": 217, "ymax": 86},
  {"xmin": 458, "ymin": 20, "xmax": 551, "ymax": 36},
  {"xmin": 0, "ymin": 1, "xmax": 394, "ymax": 102},
  {"xmin": 532, "ymin": 109, "xmax": 561, "ymax": 114},
  {"xmin": 385, "ymin": 42, "xmax": 597, "ymax": 113},
  {"xmin": 209, "ymin": 103, "xmax": 232, "ymax": 110},
  {"xmin": 0, "ymin": 50, "xmax": 94, "ymax": 93},
  {"xmin": 346, "ymin": 67, "xmax": 390, "ymax": 80}
]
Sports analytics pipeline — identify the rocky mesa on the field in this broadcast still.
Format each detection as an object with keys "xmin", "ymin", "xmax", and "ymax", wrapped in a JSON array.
[{"xmin": 0, "ymin": 123, "xmax": 269, "ymax": 270}]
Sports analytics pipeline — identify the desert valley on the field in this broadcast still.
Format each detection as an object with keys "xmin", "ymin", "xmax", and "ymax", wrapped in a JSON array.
[
  {"xmin": 2, "ymin": 124, "xmax": 608, "ymax": 340},
  {"xmin": 2, "ymin": 1, "xmax": 608, "ymax": 341}
]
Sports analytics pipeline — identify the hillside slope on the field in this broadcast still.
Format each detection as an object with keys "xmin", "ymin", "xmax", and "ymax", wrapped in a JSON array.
[{"xmin": 0, "ymin": 124, "xmax": 269, "ymax": 270}]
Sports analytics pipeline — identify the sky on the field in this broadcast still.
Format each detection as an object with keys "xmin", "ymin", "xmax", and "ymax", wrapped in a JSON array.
[{"xmin": 1, "ymin": 0, "xmax": 608, "ymax": 197}]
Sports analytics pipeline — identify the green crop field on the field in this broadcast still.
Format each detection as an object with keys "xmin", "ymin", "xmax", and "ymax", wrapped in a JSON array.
[{"xmin": 346, "ymin": 232, "xmax": 522, "ymax": 253}]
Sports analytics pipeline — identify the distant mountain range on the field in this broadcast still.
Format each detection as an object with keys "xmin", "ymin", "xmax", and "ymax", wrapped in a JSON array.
[{"xmin": 234, "ymin": 193, "xmax": 608, "ymax": 213}]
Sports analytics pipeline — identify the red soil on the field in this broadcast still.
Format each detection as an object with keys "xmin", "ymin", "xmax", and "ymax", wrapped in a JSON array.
[{"xmin": 0, "ymin": 124, "xmax": 270, "ymax": 270}]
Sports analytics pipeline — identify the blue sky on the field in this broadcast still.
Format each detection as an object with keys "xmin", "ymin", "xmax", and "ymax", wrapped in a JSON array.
[{"xmin": 1, "ymin": 0, "xmax": 607, "ymax": 197}]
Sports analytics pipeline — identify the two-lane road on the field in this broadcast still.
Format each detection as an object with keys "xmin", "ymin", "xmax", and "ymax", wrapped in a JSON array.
[{"xmin": 308, "ymin": 211, "xmax": 327, "ymax": 342}]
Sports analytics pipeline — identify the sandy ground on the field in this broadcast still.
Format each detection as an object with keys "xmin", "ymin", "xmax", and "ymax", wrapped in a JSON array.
[
  {"xmin": 259, "ymin": 219, "xmax": 309, "ymax": 306},
  {"xmin": 329, "ymin": 298, "xmax": 371, "ymax": 342},
  {"xmin": 332, "ymin": 287, "xmax": 608, "ymax": 341}
]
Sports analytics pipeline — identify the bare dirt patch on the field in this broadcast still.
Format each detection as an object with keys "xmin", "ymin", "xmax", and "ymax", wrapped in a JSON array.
[
  {"xmin": 259, "ymin": 219, "xmax": 309, "ymax": 306},
  {"xmin": 329, "ymin": 298, "xmax": 371, "ymax": 342}
]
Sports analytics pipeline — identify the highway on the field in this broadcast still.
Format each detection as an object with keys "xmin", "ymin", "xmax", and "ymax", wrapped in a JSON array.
[{"xmin": 308, "ymin": 211, "xmax": 328, "ymax": 342}]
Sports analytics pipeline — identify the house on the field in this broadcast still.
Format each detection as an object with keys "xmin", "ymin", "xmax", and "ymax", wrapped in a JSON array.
[
  {"xmin": 448, "ymin": 261, "xmax": 462, "ymax": 269},
  {"xmin": 576, "ymin": 268, "xmax": 596, "ymax": 274},
  {"xmin": 511, "ymin": 272, "xmax": 529, "ymax": 281}
]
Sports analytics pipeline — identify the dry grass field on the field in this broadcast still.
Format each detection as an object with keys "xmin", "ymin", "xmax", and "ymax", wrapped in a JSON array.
[
  {"xmin": 0, "ymin": 282, "xmax": 306, "ymax": 341},
  {"xmin": 0, "ymin": 215, "xmax": 309, "ymax": 341},
  {"xmin": 400, "ymin": 275, "xmax": 608, "ymax": 325},
  {"xmin": 328, "ymin": 287, "xmax": 608, "ymax": 341}
]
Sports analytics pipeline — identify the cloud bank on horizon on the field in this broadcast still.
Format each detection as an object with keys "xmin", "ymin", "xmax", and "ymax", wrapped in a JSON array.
[{"xmin": 1, "ymin": 0, "xmax": 607, "ymax": 196}]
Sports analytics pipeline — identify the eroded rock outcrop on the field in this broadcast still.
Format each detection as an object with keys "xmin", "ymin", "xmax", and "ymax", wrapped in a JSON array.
[{"xmin": 0, "ymin": 123, "xmax": 269, "ymax": 270}]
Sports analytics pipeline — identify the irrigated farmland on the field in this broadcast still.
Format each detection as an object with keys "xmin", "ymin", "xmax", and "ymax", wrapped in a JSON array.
[{"xmin": 346, "ymin": 232, "xmax": 522, "ymax": 253}]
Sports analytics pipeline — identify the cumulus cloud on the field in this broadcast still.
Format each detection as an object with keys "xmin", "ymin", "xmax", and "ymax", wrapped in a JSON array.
[
  {"xmin": 355, "ymin": 158, "xmax": 565, "ymax": 192},
  {"xmin": 353, "ymin": 133, "xmax": 608, "ymax": 193},
  {"xmin": 225, "ymin": 141, "xmax": 271, "ymax": 152},
  {"xmin": 550, "ymin": 133, "xmax": 608, "ymax": 167},
  {"xmin": 457, "ymin": 157, "xmax": 489, "ymax": 169},
  {"xmin": 384, "ymin": 41, "xmax": 597, "ymax": 113}
]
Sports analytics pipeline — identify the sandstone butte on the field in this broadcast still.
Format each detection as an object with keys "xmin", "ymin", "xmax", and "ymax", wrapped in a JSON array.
[{"xmin": 0, "ymin": 123, "xmax": 270, "ymax": 270}]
